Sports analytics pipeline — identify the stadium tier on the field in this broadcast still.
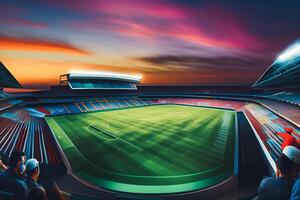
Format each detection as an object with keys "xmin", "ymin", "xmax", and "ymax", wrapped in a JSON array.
[
  {"xmin": 0, "ymin": 99, "xmax": 24, "ymax": 112},
  {"xmin": 261, "ymin": 91, "xmax": 300, "ymax": 106},
  {"xmin": 0, "ymin": 108, "xmax": 66, "ymax": 179},
  {"xmin": 34, "ymin": 97, "xmax": 151, "ymax": 115},
  {"xmin": 242, "ymin": 103, "xmax": 300, "ymax": 161},
  {"xmin": 0, "ymin": 91, "xmax": 11, "ymax": 100}
]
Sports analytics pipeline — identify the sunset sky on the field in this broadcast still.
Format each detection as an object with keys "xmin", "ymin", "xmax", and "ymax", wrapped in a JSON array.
[{"xmin": 1, "ymin": 0, "xmax": 300, "ymax": 89}]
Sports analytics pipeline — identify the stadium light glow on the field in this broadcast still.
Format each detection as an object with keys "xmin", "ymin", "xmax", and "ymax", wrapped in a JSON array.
[
  {"xmin": 68, "ymin": 70, "xmax": 142, "ymax": 82},
  {"xmin": 277, "ymin": 43, "xmax": 300, "ymax": 62}
]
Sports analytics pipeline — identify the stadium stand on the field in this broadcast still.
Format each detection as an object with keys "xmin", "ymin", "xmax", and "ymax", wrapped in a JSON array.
[
  {"xmin": 254, "ymin": 99, "xmax": 300, "ymax": 126},
  {"xmin": 151, "ymin": 97, "xmax": 246, "ymax": 110},
  {"xmin": 261, "ymin": 91, "xmax": 300, "ymax": 106},
  {"xmin": 0, "ymin": 99, "xmax": 24, "ymax": 112},
  {"xmin": 0, "ymin": 91, "xmax": 11, "ymax": 99},
  {"xmin": 242, "ymin": 103, "xmax": 300, "ymax": 162},
  {"xmin": 0, "ymin": 108, "xmax": 66, "ymax": 179},
  {"xmin": 34, "ymin": 97, "xmax": 151, "ymax": 115}
]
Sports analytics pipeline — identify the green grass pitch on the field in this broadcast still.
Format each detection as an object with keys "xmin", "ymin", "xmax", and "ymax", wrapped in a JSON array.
[{"xmin": 46, "ymin": 104, "xmax": 236, "ymax": 194}]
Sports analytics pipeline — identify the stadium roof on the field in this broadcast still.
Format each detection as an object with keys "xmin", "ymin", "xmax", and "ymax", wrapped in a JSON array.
[
  {"xmin": 253, "ymin": 40, "xmax": 300, "ymax": 88},
  {"xmin": 67, "ymin": 71, "xmax": 141, "ymax": 83},
  {"xmin": 0, "ymin": 62, "xmax": 22, "ymax": 88},
  {"xmin": 60, "ymin": 71, "xmax": 142, "ymax": 90}
]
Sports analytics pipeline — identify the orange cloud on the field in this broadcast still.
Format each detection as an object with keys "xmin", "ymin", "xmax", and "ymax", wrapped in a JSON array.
[{"xmin": 0, "ymin": 35, "xmax": 90, "ymax": 55}]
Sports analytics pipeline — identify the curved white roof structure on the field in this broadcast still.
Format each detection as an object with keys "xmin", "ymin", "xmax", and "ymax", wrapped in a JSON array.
[
  {"xmin": 68, "ymin": 71, "xmax": 141, "ymax": 83},
  {"xmin": 60, "ymin": 71, "xmax": 142, "ymax": 90},
  {"xmin": 253, "ymin": 40, "xmax": 300, "ymax": 88}
]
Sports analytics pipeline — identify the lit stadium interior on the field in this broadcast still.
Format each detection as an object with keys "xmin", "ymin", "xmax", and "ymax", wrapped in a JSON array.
[{"xmin": 0, "ymin": 1, "xmax": 300, "ymax": 200}]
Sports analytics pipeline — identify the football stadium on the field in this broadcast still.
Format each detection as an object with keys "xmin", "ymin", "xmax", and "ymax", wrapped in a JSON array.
[
  {"xmin": 1, "ymin": 1, "xmax": 300, "ymax": 199},
  {"xmin": 0, "ymin": 38, "xmax": 299, "ymax": 199}
]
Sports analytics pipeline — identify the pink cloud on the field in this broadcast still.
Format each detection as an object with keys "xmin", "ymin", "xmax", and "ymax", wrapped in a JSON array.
[{"xmin": 57, "ymin": 0, "xmax": 265, "ymax": 50}]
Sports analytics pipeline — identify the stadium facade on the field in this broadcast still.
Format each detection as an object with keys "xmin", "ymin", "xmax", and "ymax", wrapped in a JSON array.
[{"xmin": 253, "ymin": 40, "xmax": 300, "ymax": 88}]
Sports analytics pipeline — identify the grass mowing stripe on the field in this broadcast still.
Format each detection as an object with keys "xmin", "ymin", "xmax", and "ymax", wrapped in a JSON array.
[{"xmin": 47, "ymin": 105, "xmax": 235, "ymax": 194}]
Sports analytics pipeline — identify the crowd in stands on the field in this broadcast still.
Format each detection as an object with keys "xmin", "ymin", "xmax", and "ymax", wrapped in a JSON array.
[
  {"xmin": 35, "ymin": 97, "xmax": 152, "ymax": 115},
  {"xmin": 153, "ymin": 97, "xmax": 246, "ymax": 110},
  {"xmin": 243, "ymin": 103, "xmax": 300, "ymax": 160},
  {"xmin": 0, "ymin": 151, "xmax": 65, "ymax": 200}
]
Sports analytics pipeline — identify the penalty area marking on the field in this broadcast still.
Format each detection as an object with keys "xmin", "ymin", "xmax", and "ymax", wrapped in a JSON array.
[
  {"xmin": 88, "ymin": 125, "xmax": 116, "ymax": 140},
  {"xmin": 88, "ymin": 125, "xmax": 143, "ymax": 151}
]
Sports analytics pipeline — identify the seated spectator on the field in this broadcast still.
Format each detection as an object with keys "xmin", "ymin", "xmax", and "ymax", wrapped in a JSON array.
[
  {"xmin": 255, "ymin": 146, "xmax": 300, "ymax": 200},
  {"xmin": 0, "ymin": 154, "xmax": 8, "ymax": 171},
  {"xmin": 289, "ymin": 146, "xmax": 300, "ymax": 200},
  {"xmin": 0, "ymin": 151, "xmax": 28, "ymax": 200},
  {"xmin": 25, "ymin": 158, "xmax": 48, "ymax": 200},
  {"xmin": 276, "ymin": 127, "xmax": 300, "ymax": 150}
]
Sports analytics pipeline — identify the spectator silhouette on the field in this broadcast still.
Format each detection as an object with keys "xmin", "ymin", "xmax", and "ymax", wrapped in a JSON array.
[
  {"xmin": 26, "ymin": 158, "xmax": 48, "ymax": 200},
  {"xmin": 254, "ymin": 146, "xmax": 300, "ymax": 200},
  {"xmin": 0, "ymin": 151, "xmax": 28, "ymax": 200}
]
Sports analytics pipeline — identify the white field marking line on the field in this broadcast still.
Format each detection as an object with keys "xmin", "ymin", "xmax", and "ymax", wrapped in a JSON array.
[
  {"xmin": 87, "ymin": 125, "xmax": 117, "ymax": 141},
  {"xmin": 50, "ymin": 118, "xmax": 139, "ymax": 177},
  {"xmin": 118, "ymin": 137, "xmax": 143, "ymax": 151},
  {"xmin": 93, "ymin": 114, "xmax": 144, "ymax": 149},
  {"xmin": 91, "ymin": 123, "xmax": 143, "ymax": 151},
  {"xmin": 234, "ymin": 112, "xmax": 239, "ymax": 175},
  {"xmin": 213, "ymin": 113, "xmax": 231, "ymax": 159},
  {"xmin": 51, "ymin": 119, "xmax": 73, "ymax": 145}
]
